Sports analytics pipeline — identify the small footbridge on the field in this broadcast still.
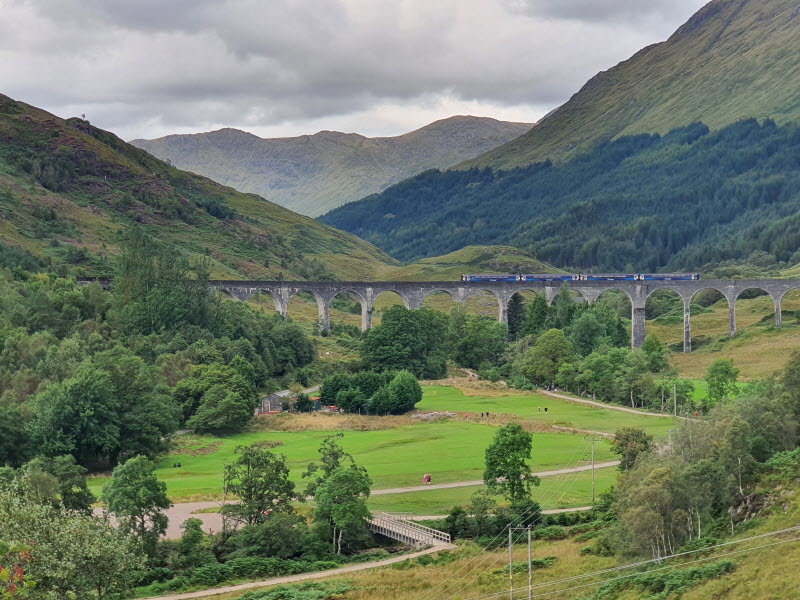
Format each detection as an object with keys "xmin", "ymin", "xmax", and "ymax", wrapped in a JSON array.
[{"xmin": 369, "ymin": 512, "xmax": 451, "ymax": 548}]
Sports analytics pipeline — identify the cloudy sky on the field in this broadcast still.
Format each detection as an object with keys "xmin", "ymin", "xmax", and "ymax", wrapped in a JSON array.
[{"xmin": 0, "ymin": 0, "xmax": 708, "ymax": 141}]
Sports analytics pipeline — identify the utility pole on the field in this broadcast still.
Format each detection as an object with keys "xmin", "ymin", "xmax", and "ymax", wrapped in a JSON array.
[
  {"xmin": 508, "ymin": 525, "xmax": 533, "ymax": 600},
  {"xmin": 527, "ymin": 525, "xmax": 532, "ymax": 600},
  {"xmin": 591, "ymin": 436, "xmax": 596, "ymax": 505},
  {"xmin": 508, "ymin": 527, "xmax": 514, "ymax": 600}
]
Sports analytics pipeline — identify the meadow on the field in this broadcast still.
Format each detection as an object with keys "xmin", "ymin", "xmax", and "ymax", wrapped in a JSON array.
[
  {"xmin": 85, "ymin": 382, "xmax": 688, "ymax": 504},
  {"xmin": 88, "ymin": 417, "xmax": 614, "ymax": 502},
  {"xmin": 418, "ymin": 385, "xmax": 677, "ymax": 437},
  {"xmin": 367, "ymin": 468, "xmax": 616, "ymax": 515}
]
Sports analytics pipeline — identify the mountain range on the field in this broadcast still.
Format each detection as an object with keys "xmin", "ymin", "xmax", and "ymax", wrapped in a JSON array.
[
  {"xmin": 322, "ymin": 119, "xmax": 800, "ymax": 271},
  {"xmin": 0, "ymin": 93, "xmax": 399, "ymax": 281},
  {"xmin": 131, "ymin": 116, "xmax": 533, "ymax": 217},
  {"xmin": 460, "ymin": 0, "xmax": 800, "ymax": 170},
  {"xmin": 322, "ymin": 0, "xmax": 800, "ymax": 272},
  {"xmin": 0, "ymin": 93, "xmax": 554, "ymax": 282}
]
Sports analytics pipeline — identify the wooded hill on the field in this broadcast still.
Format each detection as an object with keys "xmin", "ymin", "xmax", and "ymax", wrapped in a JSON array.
[
  {"xmin": 132, "ymin": 116, "xmax": 532, "ymax": 217},
  {"xmin": 321, "ymin": 119, "xmax": 800, "ymax": 271},
  {"xmin": 0, "ymin": 93, "xmax": 402, "ymax": 281},
  {"xmin": 460, "ymin": 0, "xmax": 800, "ymax": 170},
  {"xmin": 0, "ymin": 94, "xmax": 559, "ymax": 281}
]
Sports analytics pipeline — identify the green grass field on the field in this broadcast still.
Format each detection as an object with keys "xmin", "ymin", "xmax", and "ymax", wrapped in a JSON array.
[
  {"xmin": 418, "ymin": 386, "xmax": 677, "ymax": 437},
  {"xmin": 88, "ymin": 420, "xmax": 613, "ymax": 502},
  {"xmin": 86, "ymin": 383, "xmax": 685, "ymax": 504},
  {"xmin": 367, "ymin": 468, "xmax": 616, "ymax": 515}
]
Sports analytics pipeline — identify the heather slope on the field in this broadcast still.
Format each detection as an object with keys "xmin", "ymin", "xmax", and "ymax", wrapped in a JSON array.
[
  {"xmin": 0, "ymin": 93, "xmax": 558, "ymax": 282},
  {"xmin": 0, "ymin": 93, "xmax": 399, "ymax": 280},
  {"xmin": 461, "ymin": 0, "xmax": 800, "ymax": 170},
  {"xmin": 132, "ymin": 116, "xmax": 532, "ymax": 217}
]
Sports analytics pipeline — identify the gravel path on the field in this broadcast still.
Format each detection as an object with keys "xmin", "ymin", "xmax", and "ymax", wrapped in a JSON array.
[
  {"xmin": 139, "ymin": 542, "xmax": 456, "ymax": 600},
  {"xmin": 368, "ymin": 461, "xmax": 619, "ymax": 495},
  {"xmin": 408, "ymin": 506, "xmax": 593, "ymax": 521},
  {"xmin": 538, "ymin": 389, "xmax": 679, "ymax": 418},
  {"xmin": 158, "ymin": 461, "xmax": 618, "ymax": 538}
]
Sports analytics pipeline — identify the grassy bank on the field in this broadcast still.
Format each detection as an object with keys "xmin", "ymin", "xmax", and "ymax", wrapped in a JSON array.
[
  {"xmin": 89, "ymin": 419, "xmax": 613, "ymax": 502},
  {"xmin": 418, "ymin": 385, "xmax": 677, "ymax": 437}
]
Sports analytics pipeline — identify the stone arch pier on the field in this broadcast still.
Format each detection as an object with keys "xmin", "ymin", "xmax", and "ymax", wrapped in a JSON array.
[{"xmin": 81, "ymin": 278, "xmax": 800, "ymax": 351}]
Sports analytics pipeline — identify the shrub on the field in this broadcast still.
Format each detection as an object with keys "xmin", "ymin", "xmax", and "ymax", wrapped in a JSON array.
[
  {"xmin": 138, "ymin": 567, "xmax": 174, "ymax": 585},
  {"xmin": 588, "ymin": 560, "xmax": 736, "ymax": 599},
  {"xmin": 533, "ymin": 525, "xmax": 568, "ymax": 541},
  {"xmin": 763, "ymin": 448, "xmax": 800, "ymax": 483},
  {"xmin": 238, "ymin": 581, "xmax": 354, "ymax": 600}
]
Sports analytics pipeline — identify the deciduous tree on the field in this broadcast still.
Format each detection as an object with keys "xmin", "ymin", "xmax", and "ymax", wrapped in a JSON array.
[
  {"xmin": 705, "ymin": 358, "xmax": 740, "ymax": 408},
  {"xmin": 222, "ymin": 445, "xmax": 296, "ymax": 527},
  {"xmin": 484, "ymin": 424, "xmax": 539, "ymax": 503},
  {"xmin": 103, "ymin": 455, "xmax": 171, "ymax": 556},
  {"xmin": 314, "ymin": 462, "xmax": 372, "ymax": 554},
  {"xmin": 518, "ymin": 329, "xmax": 574, "ymax": 386},
  {"xmin": 611, "ymin": 427, "xmax": 653, "ymax": 471}
]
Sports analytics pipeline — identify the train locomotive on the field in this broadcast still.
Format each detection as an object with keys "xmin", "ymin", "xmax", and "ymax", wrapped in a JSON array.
[{"xmin": 460, "ymin": 273, "xmax": 700, "ymax": 282}]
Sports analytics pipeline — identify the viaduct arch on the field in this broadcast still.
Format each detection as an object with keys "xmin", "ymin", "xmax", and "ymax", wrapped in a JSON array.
[{"xmin": 79, "ymin": 278, "xmax": 800, "ymax": 352}]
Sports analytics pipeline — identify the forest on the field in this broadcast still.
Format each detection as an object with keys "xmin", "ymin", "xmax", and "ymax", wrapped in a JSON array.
[
  {"xmin": 0, "ymin": 230, "xmax": 316, "ymax": 470},
  {"xmin": 321, "ymin": 119, "xmax": 800, "ymax": 272}
]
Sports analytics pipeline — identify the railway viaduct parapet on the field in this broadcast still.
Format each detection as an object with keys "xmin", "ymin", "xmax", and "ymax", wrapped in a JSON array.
[{"xmin": 81, "ymin": 278, "xmax": 800, "ymax": 351}]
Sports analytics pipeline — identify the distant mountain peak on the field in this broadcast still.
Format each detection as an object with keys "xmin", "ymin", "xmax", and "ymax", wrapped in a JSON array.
[{"xmin": 132, "ymin": 116, "xmax": 533, "ymax": 216}]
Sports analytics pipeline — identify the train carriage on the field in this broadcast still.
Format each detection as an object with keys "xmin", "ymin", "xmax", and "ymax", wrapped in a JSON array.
[
  {"xmin": 636, "ymin": 273, "xmax": 700, "ymax": 281},
  {"xmin": 460, "ymin": 274, "xmax": 519, "ymax": 282},
  {"xmin": 580, "ymin": 274, "xmax": 637, "ymax": 281},
  {"xmin": 519, "ymin": 274, "xmax": 578, "ymax": 282},
  {"xmin": 461, "ymin": 273, "xmax": 701, "ymax": 283}
]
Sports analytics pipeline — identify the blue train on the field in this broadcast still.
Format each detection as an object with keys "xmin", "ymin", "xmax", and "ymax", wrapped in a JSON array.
[{"xmin": 460, "ymin": 273, "xmax": 700, "ymax": 282}]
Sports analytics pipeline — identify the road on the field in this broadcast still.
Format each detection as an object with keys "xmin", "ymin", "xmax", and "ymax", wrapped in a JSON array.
[
  {"xmin": 157, "ymin": 461, "xmax": 618, "ymax": 538},
  {"xmin": 139, "ymin": 542, "xmax": 456, "ymax": 600}
]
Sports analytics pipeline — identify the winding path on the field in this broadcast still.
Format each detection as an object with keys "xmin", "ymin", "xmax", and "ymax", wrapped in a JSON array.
[
  {"xmin": 139, "ymin": 542, "xmax": 456, "ymax": 600},
  {"xmin": 538, "ymin": 389, "xmax": 680, "ymax": 418},
  {"xmin": 159, "ymin": 461, "xmax": 619, "ymax": 538}
]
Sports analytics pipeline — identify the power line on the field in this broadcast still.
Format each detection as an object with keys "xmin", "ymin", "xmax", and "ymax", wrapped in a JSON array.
[
  {"xmin": 461, "ymin": 526, "xmax": 800, "ymax": 600},
  {"xmin": 466, "ymin": 535, "xmax": 800, "ymax": 600},
  {"xmin": 423, "ymin": 439, "xmax": 590, "ymax": 600},
  {"xmin": 416, "ymin": 436, "xmax": 593, "ymax": 600},
  {"xmin": 426, "ymin": 443, "xmax": 595, "ymax": 600},
  {"xmin": 415, "ymin": 436, "xmax": 590, "ymax": 600}
]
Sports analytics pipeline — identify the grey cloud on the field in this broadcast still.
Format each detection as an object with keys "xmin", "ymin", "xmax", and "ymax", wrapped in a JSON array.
[
  {"xmin": 1, "ymin": 0, "xmax": 709, "ymax": 139},
  {"xmin": 506, "ymin": 0, "xmax": 708, "ymax": 23}
]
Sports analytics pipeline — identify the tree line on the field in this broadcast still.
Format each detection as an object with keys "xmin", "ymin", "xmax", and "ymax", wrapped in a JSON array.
[
  {"xmin": 0, "ymin": 229, "xmax": 315, "ymax": 470},
  {"xmin": 321, "ymin": 119, "xmax": 800, "ymax": 273},
  {"xmin": 0, "ymin": 433, "xmax": 378, "ymax": 598},
  {"xmin": 348, "ymin": 288, "xmax": 700, "ymax": 413}
]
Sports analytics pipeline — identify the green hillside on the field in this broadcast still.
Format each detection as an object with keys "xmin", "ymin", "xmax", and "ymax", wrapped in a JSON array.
[
  {"xmin": 0, "ymin": 93, "xmax": 402, "ymax": 281},
  {"xmin": 0, "ymin": 94, "xmax": 559, "ymax": 283},
  {"xmin": 386, "ymin": 245, "xmax": 563, "ymax": 281},
  {"xmin": 321, "ymin": 119, "xmax": 800, "ymax": 270},
  {"xmin": 460, "ymin": 0, "xmax": 800, "ymax": 170},
  {"xmin": 132, "ymin": 116, "xmax": 532, "ymax": 217}
]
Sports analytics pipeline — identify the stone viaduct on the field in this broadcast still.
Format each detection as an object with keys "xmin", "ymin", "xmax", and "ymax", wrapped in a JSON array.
[{"xmin": 208, "ymin": 279, "xmax": 800, "ymax": 352}]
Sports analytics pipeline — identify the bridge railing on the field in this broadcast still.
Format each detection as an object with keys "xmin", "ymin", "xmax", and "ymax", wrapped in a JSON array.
[{"xmin": 369, "ymin": 512, "xmax": 451, "ymax": 546}]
